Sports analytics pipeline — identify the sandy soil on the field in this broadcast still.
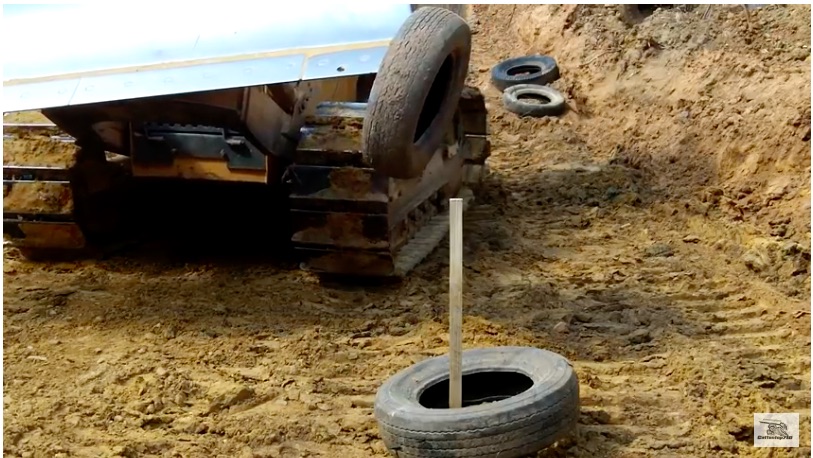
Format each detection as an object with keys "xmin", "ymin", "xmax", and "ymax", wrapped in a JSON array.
[{"xmin": 3, "ymin": 4, "xmax": 811, "ymax": 458}]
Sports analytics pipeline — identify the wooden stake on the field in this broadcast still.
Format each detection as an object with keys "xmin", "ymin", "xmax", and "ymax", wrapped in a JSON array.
[{"xmin": 448, "ymin": 198, "xmax": 463, "ymax": 409}]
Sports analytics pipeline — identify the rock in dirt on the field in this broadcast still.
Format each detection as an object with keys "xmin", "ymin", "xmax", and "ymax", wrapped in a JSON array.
[
  {"xmin": 172, "ymin": 415, "xmax": 200, "ymax": 433},
  {"xmin": 644, "ymin": 243, "xmax": 674, "ymax": 258},
  {"xmin": 349, "ymin": 396, "xmax": 375, "ymax": 409},
  {"xmin": 230, "ymin": 366, "xmax": 270, "ymax": 381},
  {"xmin": 626, "ymin": 329, "xmax": 652, "ymax": 345},
  {"xmin": 207, "ymin": 382, "xmax": 254, "ymax": 413},
  {"xmin": 682, "ymin": 235, "xmax": 701, "ymax": 243},
  {"xmin": 742, "ymin": 250, "xmax": 769, "ymax": 273}
]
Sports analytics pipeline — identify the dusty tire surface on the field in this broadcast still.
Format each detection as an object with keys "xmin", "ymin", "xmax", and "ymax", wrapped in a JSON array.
[
  {"xmin": 362, "ymin": 7, "xmax": 472, "ymax": 179},
  {"xmin": 490, "ymin": 55, "xmax": 560, "ymax": 91},
  {"xmin": 412, "ymin": 4, "xmax": 470, "ymax": 21},
  {"xmin": 503, "ymin": 84, "xmax": 567, "ymax": 118},
  {"xmin": 374, "ymin": 346, "xmax": 580, "ymax": 457}
]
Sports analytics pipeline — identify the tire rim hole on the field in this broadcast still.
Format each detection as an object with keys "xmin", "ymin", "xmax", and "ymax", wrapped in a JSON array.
[
  {"xmin": 507, "ymin": 65, "xmax": 541, "ymax": 77},
  {"xmin": 418, "ymin": 371, "xmax": 534, "ymax": 409},
  {"xmin": 414, "ymin": 55, "xmax": 454, "ymax": 143},
  {"xmin": 517, "ymin": 94, "xmax": 551, "ymax": 105}
]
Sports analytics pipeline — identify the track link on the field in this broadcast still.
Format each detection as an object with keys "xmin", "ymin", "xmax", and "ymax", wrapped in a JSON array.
[
  {"xmin": 3, "ymin": 123, "xmax": 134, "ymax": 257},
  {"xmin": 288, "ymin": 86, "xmax": 490, "ymax": 277}
]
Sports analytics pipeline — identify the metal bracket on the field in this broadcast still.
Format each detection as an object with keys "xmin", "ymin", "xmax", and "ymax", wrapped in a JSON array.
[{"xmin": 132, "ymin": 123, "xmax": 266, "ymax": 171}]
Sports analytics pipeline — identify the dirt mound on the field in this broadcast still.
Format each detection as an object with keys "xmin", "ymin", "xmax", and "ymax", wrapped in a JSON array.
[
  {"xmin": 3, "ymin": 4, "xmax": 811, "ymax": 458},
  {"xmin": 474, "ymin": 4, "xmax": 811, "ymax": 245}
]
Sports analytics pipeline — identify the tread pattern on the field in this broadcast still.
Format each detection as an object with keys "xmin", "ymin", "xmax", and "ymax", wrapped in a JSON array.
[{"xmin": 375, "ymin": 348, "xmax": 580, "ymax": 457}]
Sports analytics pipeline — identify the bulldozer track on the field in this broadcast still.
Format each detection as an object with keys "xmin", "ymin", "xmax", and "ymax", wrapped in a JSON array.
[
  {"xmin": 289, "ymin": 87, "xmax": 489, "ymax": 277},
  {"xmin": 3, "ymin": 123, "xmax": 73, "ymax": 143},
  {"xmin": 2, "ymin": 88, "xmax": 490, "ymax": 278}
]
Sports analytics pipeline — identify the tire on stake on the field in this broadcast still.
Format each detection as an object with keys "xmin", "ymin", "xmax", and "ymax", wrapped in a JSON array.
[{"xmin": 374, "ymin": 346, "xmax": 581, "ymax": 457}]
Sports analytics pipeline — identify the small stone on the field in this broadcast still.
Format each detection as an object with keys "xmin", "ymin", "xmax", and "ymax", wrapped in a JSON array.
[
  {"xmin": 233, "ymin": 366, "xmax": 269, "ymax": 381},
  {"xmin": 766, "ymin": 181, "xmax": 789, "ymax": 201},
  {"xmin": 572, "ymin": 312, "xmax": 592, "ymax": 323},
  {"xmin": 65, "ymin": 414, "xmax": 81, "ymax": 426},
  {"xmin": 207, "ymin": 382, "xmax": 254, "ymax": 413},
  {"xmin": 627, "ymin": 329, "xmax": 652, "ymax": 345},
  {"xmin": 94, "ymin": 348, "xmax": 102, "ymax": 354},
  {"xmin": 93, "ymin": 316, "xmax": 103, "ymax": 323},
  {"xmin": 137, "ymin": 348, "xmax": 146, "ymax": 354},
  {"xmin": 742, "ymin": 251, "xmax": 769, "ymax": 273},
  {"xmin": 781, "ymin": 241, "xmax": 802, "ymax": 257},
  {"xmin": 389, "ymin": 326, "xmax": 409, "ymax": 336},
  {"xmin": 350, "ymin": 396, "xmax": 375, "ymax": 409},
  {"xmin": 645, "ymin": 243, "xmax": 674, "ymax": 258},
  {"xmin": 155, "ymin": 367, "xmax": 167, "ymax": 377},
  {"xmin": 172, "ymin": 415, "xmax": 198, "ymax": 433},
  {"xmin": 48, "ymin": 339, "xmax": 61, "ymax": 346},
  {"xmin": 682, "ymin": 235, "xmax": 701, "ymax": 243},
  {"xmin": 552, "ymin": 321, "xmax": 569, "ymax": 334},
  {"xmin": 114, "ymin": 415, "xmax": 124, "ymax": 422}
]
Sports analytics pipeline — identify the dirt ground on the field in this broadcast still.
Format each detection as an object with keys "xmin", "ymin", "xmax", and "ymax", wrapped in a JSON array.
[{"xmin": 3, "ymin": 4, "xmax": 811, "ymax": 458}]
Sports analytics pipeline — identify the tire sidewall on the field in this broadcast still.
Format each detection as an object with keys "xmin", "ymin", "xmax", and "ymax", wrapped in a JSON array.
[
  {"xmin": 491, "ymin": 55, "xmax": 559, "ymax": 91},
  {"xmin": 503, "ymin": 84, "xmax": 566, "ymax": 117},
  {"xmin": 364, "ymin": 8, "xmax": 472, "ymax": 178},
  {"xmin": 404, "ymin": 16, "xmax": 472, "ymax": 171},
  {"xmin": 374, "ymin": 346, "xmax": 577, "ymax": 433}
]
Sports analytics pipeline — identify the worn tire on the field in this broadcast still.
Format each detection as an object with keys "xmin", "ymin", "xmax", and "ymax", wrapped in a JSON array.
[
  {"xmin": 362, "ymin": 7, "xmax": 472, "ymax": 179},
  {"xmin": 412, "ymin": 4, "xmax": 470, "ymax": 21},
  {"xmin": 374, "ymin": 346, "xmax": 580, "ymax": 457},
  {"xmin": 490, "ymin": 55, "xmax": 560, "ymax": 91},
  {"xmin": 503, "ymin": 84, "xmax": 566, "ymax": 118}
]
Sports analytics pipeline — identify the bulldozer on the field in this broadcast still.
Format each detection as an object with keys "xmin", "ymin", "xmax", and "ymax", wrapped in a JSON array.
[{"xmin": 2, "ymin": 4, "xmax": 490, "ymax": 278}]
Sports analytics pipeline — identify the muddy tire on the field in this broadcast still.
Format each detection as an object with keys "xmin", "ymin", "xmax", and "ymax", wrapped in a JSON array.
[
  {"xmin": 503, "ymin": 84, "xmax": 567, "ymax": 118},
  {"xmin": 362, "ymin": 7, "xmax": 472, "ymax": 179},
  {"xmin": 374, "ymin": 346, "xmax": 580, "ymax": 457},
  {"xmin": 491, "ymin": 55, "xmax": 560, "ymax": 91},
  {"xmin": 412, "ymin": 4, "xmax": 470, "ymax": 21}
]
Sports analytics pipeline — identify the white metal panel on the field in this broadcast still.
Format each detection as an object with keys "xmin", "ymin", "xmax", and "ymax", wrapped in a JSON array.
[{"xmin": 2, "ymin": 3, "xmax": 413, "ymax": 112}]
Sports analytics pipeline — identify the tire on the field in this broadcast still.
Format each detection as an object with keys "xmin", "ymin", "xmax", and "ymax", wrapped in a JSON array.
[
  {"xmin": 374, "ymin": 346, "xmax": 580, "ymax": 457},
  {"xmin": 503, "ymin": 84, "xmax": 567, "ymax": 118},
  {"xmin": 362, "ymin": 7, "xmax": 472, "ymax": 179},
  {"xmin": 412, "ymin": 4, "xmax": 470, "ymax": 21},
  {"xmin": 490, "ymin": 55, "xmax": 560, "ymax": 91}
]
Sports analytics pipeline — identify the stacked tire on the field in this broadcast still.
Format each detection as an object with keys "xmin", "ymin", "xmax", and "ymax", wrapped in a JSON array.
[{"xmin": 491, "ymin": 55, "xmax": 567, "ymax": 117}]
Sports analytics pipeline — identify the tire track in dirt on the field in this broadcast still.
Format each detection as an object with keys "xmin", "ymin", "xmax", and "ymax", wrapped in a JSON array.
[{"xmin": 463, "ymin": 163, "xmax": 810, "ymax": 456}]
